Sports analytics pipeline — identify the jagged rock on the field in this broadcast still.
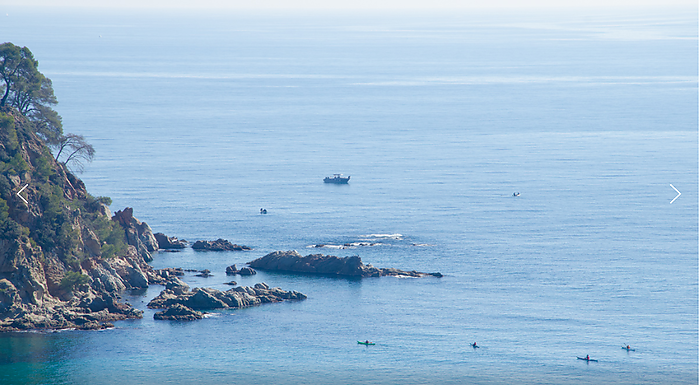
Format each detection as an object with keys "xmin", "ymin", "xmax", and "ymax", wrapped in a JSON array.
[
  {"xmin": 226, "ymin": 264, "xmax": 257, "ymax": 276},
  {"xmin": 165, "ymin": 277, "xmax": 190, "ymax": 295},
  {"xmin": 223, "ymin": 281, "xmax": 237, "ymax": 286},
  {"xmin": 248, "ymin": 251, "xmax": 442, "ymax": 278},
  {"xmin": 254, "ymin": 282, "xmax": 269, "ymax": 290},
  {"xmin": 147, "ymin": 283, "xmax": 306, "ymax": 311},
  {"xmin": 153, "ymin": 233, "xmax": 187, "ymax": 249},
  {"xmin": 0, "ymin": 279, "xmax": 21, "ymax": 313},
  {"xmin": 195, "ymin": 269, "xmax": 213, "ymax": 278},
  {"xmin": 187, "ymin": 288, "xmax": 227, "ymax": 309},
  {"xmin": 238, "ymin": 267, "xmax": 256, "ymax": 276},
  {"xmin": 104, "ymin": 256, "xmax": 149, "ymax": 289},
  {"xmin": 112, "ymin": 208, "xmax": 157, "ymax": 262},
  {"xmin": 81, "ymin": 227, "xmax": 102, "ymax": 257},
  {"xmin": 154, "ymin": 304, "xmax": 203, "ymax": 321},
  {"xmin": 156, "ymin": 267, "xmax": 185, "ymax": 279},
  {"xmin": 97, "ymin": 203, "xmax": 112, "ymax": 218},
  {"xmin": 192, "ymin": 239, "xmax": 251, "ymax": 251}
]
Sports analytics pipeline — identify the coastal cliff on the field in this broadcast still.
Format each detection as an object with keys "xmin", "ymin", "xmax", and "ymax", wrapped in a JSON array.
[{"xmin": 0, "ymin": 108, "xmax": 165, "ymax": 331}]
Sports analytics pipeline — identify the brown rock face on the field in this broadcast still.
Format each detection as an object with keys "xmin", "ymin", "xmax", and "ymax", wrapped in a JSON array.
[{"xmin": 112, "ymin": 207, "xmax": 158, "ymax": 262}]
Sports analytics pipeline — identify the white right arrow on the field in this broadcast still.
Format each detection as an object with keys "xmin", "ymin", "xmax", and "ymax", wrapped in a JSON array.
[
  {"xmin": 16, "ymin": 184, "xmax": 28, "ymax": 205},
  {"xmin": 670, "ymin": 184, "xmax": 681, "ymax": 204}
]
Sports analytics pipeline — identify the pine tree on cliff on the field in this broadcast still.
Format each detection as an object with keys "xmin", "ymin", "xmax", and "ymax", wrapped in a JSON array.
[
  {"xmin": 0, "ymin": 42, "xmax": 62, "ymax": 145},
  {"xmin": 0, "ymin": 42, "xmax": 93, "ymax": 173}
]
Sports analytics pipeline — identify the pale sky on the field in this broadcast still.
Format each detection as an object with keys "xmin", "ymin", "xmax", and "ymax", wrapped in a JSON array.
[{"xmin": 3, "ymin": 0, "xmax": 697, "ymax": 10}]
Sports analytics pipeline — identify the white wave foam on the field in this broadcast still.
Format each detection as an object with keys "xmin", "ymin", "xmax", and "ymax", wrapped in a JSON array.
[
  {"xmin": 345, "ymin": 242, "xmax": 383, "ymax": 247},
  {"xmin": 306, "ymin": 244, "xmax": 346, "ymax": 249},
  {"xmin": 361, "ymin": 233, "xmax": 403, "ymax": 239}
]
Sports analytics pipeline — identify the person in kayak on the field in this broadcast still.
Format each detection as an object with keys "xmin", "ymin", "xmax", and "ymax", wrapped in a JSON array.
[
  {"xmin": 365, "ymin": 340, "xmax": 369, "ymax": 344},
  {"xmin": 472, "ymin": 342, "xmax": 477, "ymax": 348},
  {"xmin": 586, "ymin": 355, "xmax": 590, "ymax": 360},
  {"xmin": 626, "ymin": 345, "xmax": 631, "ymax": 350}
]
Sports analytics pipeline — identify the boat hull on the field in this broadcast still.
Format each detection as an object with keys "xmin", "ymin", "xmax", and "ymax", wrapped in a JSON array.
[{"xmin": 324, "ymin": 176, "xmax": 350, "ymax": 184}]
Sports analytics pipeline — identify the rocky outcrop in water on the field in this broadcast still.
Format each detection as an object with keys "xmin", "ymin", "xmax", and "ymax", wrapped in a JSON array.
[
  {"xmin": 113, "ymin": 208, "xmax": 158, "ymax": 262},
  {"xmin": 248, "ymin": 251, "xmax": 443, "ymax": 278},
  {"xmin": 226, "ymin": 264, "xmax": 257, "ymax": 276},
  {"xmin": 154, "ymin": 233, "xmax": 187, "ymax": 249},
  {"xmin": 148, "ymin": 282, "xmax": 306, "ymax": 313},
  {"xmin": 192, "ymin": 239, "xmax": 251, "ymax": 251},
  {"xmin": 153, "ymin": 304, "xmax": 203, "ymax": 321}
]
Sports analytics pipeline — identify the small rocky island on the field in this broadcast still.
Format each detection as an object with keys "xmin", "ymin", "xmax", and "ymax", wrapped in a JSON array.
[
  {"xmin": 248, "ymin": 251, "xmax": 442, "ymax": 278},
  {"xmin": 154, "ymin": 233, "xmax": 187, "ymax": 249},
  {"xmin": 192, "ymin": 239, "xmax": 251, "ymax": 251},
  {"xmin": 148, "ymin": 281, "xmax": 306, "ymax": 320}
]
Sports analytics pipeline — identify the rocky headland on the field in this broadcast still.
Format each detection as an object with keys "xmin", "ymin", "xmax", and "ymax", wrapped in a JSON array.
[
  {"xmin": 248, "ymin": 251, "xmax": 443, "ymax": 278},
  {"xmin": 0, "ymin": 61, "xmax": 306, "ymax": 331},
  {"xmin": 0, "ymin": 106, "xmax": 183, "ymax": 330}
]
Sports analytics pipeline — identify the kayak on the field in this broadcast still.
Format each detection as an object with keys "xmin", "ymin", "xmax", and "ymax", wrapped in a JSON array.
[
  {"xmin": 358, "ymin": 341, "xmax": 375, "ymax": 345},
  {"xmin": 622, "ymin": 347, "xmax": 636, "ymax": 351},
  {"xmin": 471, "ymin": 345, "xmax": 480, "ymax": 349},
  {"xmin": 577, "ymin": 357, "xmax": 598, "ymax": 362}
]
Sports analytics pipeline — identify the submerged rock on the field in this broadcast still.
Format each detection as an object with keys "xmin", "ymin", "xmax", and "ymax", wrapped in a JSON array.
[{"xmin": 248, "ymin": 251, "xmax": 442, "ymax": 278}]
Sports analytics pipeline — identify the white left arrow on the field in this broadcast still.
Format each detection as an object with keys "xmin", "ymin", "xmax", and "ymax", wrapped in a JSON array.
[
  {"xmin": 670, "ymin": 184, "xmax": 681, "ymax": 204},
  {"xmin": 16, "ymin": 184, "xmax": 28, "ymax": 205}
]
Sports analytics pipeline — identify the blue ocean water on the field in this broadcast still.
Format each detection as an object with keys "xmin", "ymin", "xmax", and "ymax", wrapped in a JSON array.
[{"xmin": 0, "ymin": 6, "xmax": 697, "ymax": 384}]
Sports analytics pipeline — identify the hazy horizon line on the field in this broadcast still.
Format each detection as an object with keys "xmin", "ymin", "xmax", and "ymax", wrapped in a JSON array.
[{"xmin": 2, "ymin": 1, "xmax": 698, "ymax": 11}]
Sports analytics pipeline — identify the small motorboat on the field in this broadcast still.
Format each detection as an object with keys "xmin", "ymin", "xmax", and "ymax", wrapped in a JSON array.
[{"xmin": 324, "ymin": 174, "xmax": 350, "ymax": 184}]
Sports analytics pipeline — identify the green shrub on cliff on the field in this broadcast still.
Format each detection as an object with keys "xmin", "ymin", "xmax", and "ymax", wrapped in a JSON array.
[
  {"xmin": 0, "ymin": 197, "xmax": 8, "ymax": 222},
  {"xmin": 59, "ymin": 271, "xmax": 89, "ymax": 292},
  {"xmin": 85, "ymin": 194, "xmax": 111, "ymax": 211},
  {"xmin": 33, "ymin": 151, "xmax": 55, "ymax": 181},
  {"xmin": 89, "ymin": 214, "xmax": 127, "ymax": 258}
]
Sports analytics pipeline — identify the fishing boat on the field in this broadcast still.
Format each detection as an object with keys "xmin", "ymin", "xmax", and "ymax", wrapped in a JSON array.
[{"xmin": 324, "ymin": 174, "xmax": 350, "ymax": 184}]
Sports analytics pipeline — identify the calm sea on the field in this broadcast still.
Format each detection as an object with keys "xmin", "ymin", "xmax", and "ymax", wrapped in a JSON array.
[{"xmin": 0, "ymin": 6, "xmax": 697, "ymax": 384}]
